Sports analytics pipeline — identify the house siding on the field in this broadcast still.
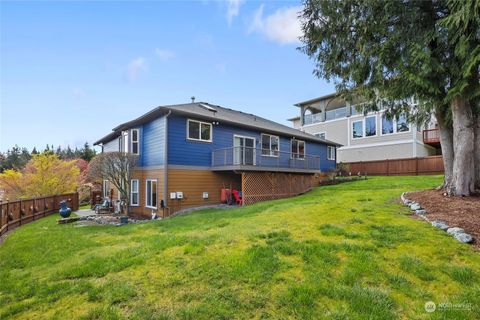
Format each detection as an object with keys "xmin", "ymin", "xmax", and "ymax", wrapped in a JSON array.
[
  {"xmin": 141, "ymin": 116, "xmax": 165, "ymax": 167},
  {"xmin": 167, "ymin": 114, "xmax": 335, "ymax": 171},
  {"xmin": 103, "ymin": 137, "xmax": 119, "ymax": 152}
]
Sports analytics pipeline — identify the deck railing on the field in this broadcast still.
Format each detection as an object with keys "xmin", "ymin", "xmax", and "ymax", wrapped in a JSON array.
[
  {"xmin": 423, "ymin": 128, "xmax": 440, "ymax": 144},
  {"xmin": 0, "ymin": 193, "xmax": 79, "ymax": 236},
  {"xmin": 211, "ymin": 147, "xmax": 321, "ymax": 171}
]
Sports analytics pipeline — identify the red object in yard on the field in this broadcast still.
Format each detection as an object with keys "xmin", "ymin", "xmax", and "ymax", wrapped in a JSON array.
[
  {"xmin": 232, "ymin": 189, "xmax": 243, "ymax": 205},
  {"xmin": 221, "ymin": 188, "xmax": 230, "ymax": 203}
]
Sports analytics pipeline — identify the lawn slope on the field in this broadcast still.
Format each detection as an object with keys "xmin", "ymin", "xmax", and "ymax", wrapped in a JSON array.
[{"xmin": 0, "ymin": 176, "xmax": 479, "ymax": 319}]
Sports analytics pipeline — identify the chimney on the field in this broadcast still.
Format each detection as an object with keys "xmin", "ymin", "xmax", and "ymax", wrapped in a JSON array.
[{"xmin": 191, "ymin": 96, "xmax": 195, "ymax": 103}]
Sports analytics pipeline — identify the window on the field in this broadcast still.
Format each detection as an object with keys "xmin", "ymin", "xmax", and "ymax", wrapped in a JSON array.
[
  {"xmin": 146, "ymin": 179, "xmax": 157, "ymax": 208},
  {"xmin": 381, "ymin": 114, "xmax": 409, "ymax": 135},
  {"xmin": 352, "ymin": 120, "xmax": 363, "ymax": 138},
  {"xmin": 327, "ymin": 146, "xmax": 336, "ymax": 160},
  {"xmin": 365, "ymin": 116, "xmax": 377, "ymax": 137},
  {"xmin": 103, "ymin": 180, "xmax": 110, "ymax": 198},
  {"xmin": 382, "ymin": 115, "xmax": 394, "ymax": 135},
  {"xmin": 131, "ymin": 129, "xmax": 139, "ymax": 155},
  {"xmin": 130, "ymin": 179, "xmax": 139, "ymax": 206},
  {"xmin": 187, "ymin": 119, "xmax": 212, "ymax": 142},
  {"xmin": 291, "ymin": 139, "xmax": 305, "ymax": 159},
  {"xmin": 261, "ymin": 134, "xmax": 279, "ymax": 156},
  {"xmin": 396, "ymin": 115, "xmax": 410, "ymax": 132},
  {"xmin": 314, "ymin": 132, "xmax": 326, "ymax": 139}
]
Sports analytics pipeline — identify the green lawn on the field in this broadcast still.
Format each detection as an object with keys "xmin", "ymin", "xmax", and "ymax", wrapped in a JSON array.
[{"xmin": 0, "ymin": 176, "xmax": 479, "ymax": 319}]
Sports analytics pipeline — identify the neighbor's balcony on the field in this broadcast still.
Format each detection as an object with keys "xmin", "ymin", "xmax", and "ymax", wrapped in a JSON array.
[
  {"xmin": 303, "ymin": 106, "xmax": 353, "ymax": 125},
  {"xmin": 211, "ymin": 147, "xmax": 321, "ymax": 173},
  {"xmin": 423, "ymin": 128, "xmax": 440, "ymax": 146}
]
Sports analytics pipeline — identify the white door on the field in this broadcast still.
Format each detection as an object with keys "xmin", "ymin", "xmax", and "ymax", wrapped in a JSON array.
[{"xmin": 234, "ymin": 136, "xmax": 255, "ymax": 165}]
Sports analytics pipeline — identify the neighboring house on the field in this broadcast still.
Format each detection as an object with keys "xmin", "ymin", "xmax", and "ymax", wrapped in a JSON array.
[
  {"xmin": 288, "ymin": 93, "xmax": 441, "ymax": 163},
  {"xmin": 94, "ymin": 102, "xmax": 340, "ymax": 216}
]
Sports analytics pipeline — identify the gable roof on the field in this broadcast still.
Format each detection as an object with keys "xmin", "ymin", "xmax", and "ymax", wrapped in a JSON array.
[{"xmin": 94, "ymin": 102, "xmax": 342, "ymax": 146}]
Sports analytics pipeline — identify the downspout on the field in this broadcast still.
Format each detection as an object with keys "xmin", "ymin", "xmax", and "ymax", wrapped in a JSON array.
[{"xmin": 164, "ymin": 110, "xmax": 172, "ymax": 211}]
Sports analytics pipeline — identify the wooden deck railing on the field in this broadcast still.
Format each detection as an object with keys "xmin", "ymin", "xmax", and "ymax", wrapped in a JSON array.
[
  {"xmin": 0, "ymin": 193, "xmax": 79, "ymax": 237},
  {"xmin": 423, "ymin": 128, "xmax": 440, "ymax": 145}
]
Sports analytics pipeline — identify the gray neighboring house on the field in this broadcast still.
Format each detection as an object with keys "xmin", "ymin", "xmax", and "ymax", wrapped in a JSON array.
[{"xmin": 288, "ymin": 93, "xmax": 441, "ymax": 163}]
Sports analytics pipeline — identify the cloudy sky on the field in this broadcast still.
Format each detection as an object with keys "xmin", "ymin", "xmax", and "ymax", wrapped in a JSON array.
[{"xmin": 0, "ymin": 0, "xmax": 333, "ymax": 152}]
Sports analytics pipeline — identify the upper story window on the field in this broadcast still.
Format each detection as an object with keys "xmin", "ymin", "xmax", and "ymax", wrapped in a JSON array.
[
  {"xmin": 261, "ymin": 134, "xmax": 279, "ymax": 157},
  {"xmin": 381, "ymin": 114, "xmax": 410, "ymax": 135},
  {"xmin": 187, "ymin": 119, "xmax": 212, "ymax": 142},
  {"xmin": 352, "ymin": 120, "xmax": 364, "ymax": 139},
  {"xmin": 314, "ymin": 132, "xmax": 326, "ymax": 139},
  {"xmin": 352, "ymin": 115, "xmax": 377, "ymax": 139},
  {"xmin": 131, "ymin": 129, "xmax": 139, "ymax": 155},
  {"xmin": 291, "ymin": 139, "xmax": 305, "ymax": 159},
  {"xmin": 327, "ymin": 146, "xmax": 336, "ymax": 160}
]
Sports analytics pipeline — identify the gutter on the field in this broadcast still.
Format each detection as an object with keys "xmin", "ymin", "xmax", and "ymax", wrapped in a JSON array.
[{"xmin": 163, "ymin": 110, "xmax": 172, "ymax": 209}]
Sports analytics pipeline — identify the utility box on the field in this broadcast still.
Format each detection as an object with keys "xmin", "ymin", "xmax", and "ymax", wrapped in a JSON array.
[
  {"xmin": 203, "ymin": 192, "xmax": 209, "ymax": 199},
  {"xmin": 170, "ymin": 192, "xmax": 177, "ymax": 199},
  {"xmin": 176, "ymin": 192, "xmax": 184, "ymax": 199}
]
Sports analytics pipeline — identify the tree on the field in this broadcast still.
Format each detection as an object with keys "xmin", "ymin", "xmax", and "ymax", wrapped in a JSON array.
[
  {"xmin": 0, "ymin": 153, "xmax": 80, "ymax": 199},
  {"xmin": 87, "ymin": 152, "xmax": 138, "ymax": 214},
  {"xmin": 80, "ymin": 142, "xmax": 96, "ymax": 162},
  {"xmin": 300, "ymin": 0, "xmax": 480, "ymax": 196}
]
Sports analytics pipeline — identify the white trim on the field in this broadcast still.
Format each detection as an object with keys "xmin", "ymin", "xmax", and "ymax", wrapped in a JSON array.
[
  {"xmin": 130, "ymin": 179, "xmax": 139, "ymax": 206},
  {"xmin": 145, "ymin": 179, "xmax": 158, "ymax": 209},
  {"xmin": 122, "ymin": 131, "xmax": 129, "ymax": 153},
  {"xmin": 327, "ymin": 146, "xmax": 336, "ymax": 160},
  {"xmin": 187, "ymin": 119, "xmax": 213, "ymax": 143},
  {"xmin": 313, "ymin": 131, "xmax": 326, "ymax": 139},
  {"xmin": 339, "ymin": 139, "xmax": 414, "ymax": 150},
  {"xmin": 301, "ymin": 116, "xmax": 348, "ymax": 128},
  {"xmin": 233, "ymin": 134, "xmax": 256, "ymax": 165},
  {"xmin": 260, "ymin": 133, "xmax": 280, "ymax": 157},
  {"xmin": 130, "ymin": 129, "xmax": 140, "ymax": 155}
]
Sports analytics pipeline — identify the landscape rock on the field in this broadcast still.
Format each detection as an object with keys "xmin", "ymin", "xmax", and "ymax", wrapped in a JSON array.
[
  {"xmin": 410, "ymin": 203, "xmax": 421, "ymax": 211},
  {"xmin": 416, "ymin": 209, "xmax": 427, "ymax": 215},
  {"xmin": 431, "ymin": 221, "xmax": 449, "ymax": 231},
  {"xmin": 447, "ymin": 227, "xmax": 465, "ymax": 235},
  {"xmin": 454, "ymin": 233, "xmax": 473, "ymax": 243}
]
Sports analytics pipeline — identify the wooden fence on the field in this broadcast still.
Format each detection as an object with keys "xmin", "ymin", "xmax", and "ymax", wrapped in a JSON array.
[
  {"xmin": 0, "ymin": 193, "xmax": 79, "ymax": 237},
  {"xmin": 342, "ymin": 155, "xmax": 444, "ymax": 176}
]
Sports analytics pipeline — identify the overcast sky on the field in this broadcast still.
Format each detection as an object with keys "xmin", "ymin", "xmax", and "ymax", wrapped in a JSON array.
[{"xmin": 0, "ymin": 0, "xmax": 334, "ymax": 152}]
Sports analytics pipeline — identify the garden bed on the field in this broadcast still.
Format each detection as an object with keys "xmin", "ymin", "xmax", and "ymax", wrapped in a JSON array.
[{"xmin": 407, "ymin": 189, "xmax": 480, "ymax": 249}]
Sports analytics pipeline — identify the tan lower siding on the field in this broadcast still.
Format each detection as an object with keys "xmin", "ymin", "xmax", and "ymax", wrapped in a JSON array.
[
  {"xmin": 130, "ymin": 169, "xmax": 164, "ymax": 217},
  {"xmin": 167, "ymin": 169, "xmax": 241, "ymax": 214},
  {"xmin": 242, "ymin": 172, "xmax": 313, "ymax": 205}
]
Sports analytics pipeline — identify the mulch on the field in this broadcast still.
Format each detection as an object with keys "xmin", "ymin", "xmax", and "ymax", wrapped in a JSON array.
[{"xmin": 407, "ymin": 189, "xmax": 480, "ymax": 249}]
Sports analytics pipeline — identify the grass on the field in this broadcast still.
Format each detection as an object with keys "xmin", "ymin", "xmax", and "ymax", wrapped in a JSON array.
[{"xmin": 0, "ymin": 176, "xmax": 479, "ymax": 319}]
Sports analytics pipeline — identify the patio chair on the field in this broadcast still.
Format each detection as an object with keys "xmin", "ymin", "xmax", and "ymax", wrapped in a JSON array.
[
  {"xmin": 232, "ymin": 189, "xmax": 243, "ymax": 205},
  {"xmin": 94, "ymin": 198, "xmax": 113, "ymax": 214}
]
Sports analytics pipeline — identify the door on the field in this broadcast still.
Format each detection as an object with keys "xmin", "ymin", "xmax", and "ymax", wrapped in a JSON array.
[{"xmin": 234, "ymin": 136, "xmax": 256, "ymax": 165}]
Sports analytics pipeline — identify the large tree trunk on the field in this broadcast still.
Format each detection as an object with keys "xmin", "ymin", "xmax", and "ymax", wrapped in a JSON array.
[
  {"xmin": 435, "ymin": 106, "xmax": 454, "ymax": 190},
  {"xmin": 451, "ymin": 96, "xmax": 476, "ymax": 196},
  {"xmin": 474, "ymin": 111, "xmax": 480, "ymax": 191}
]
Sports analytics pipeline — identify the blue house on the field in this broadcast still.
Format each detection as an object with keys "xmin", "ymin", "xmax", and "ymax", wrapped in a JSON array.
[{"xmin": 94, "ymin": 102, "xmax": 340, "ymax": 216}]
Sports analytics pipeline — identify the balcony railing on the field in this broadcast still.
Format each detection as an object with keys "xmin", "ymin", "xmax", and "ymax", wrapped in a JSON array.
[
  {"xmin": 423, "ymin": 128, "xmax": 440, "ymax": 145},
  {"xmin": 211, "ymin": 147, "xmax": 321, "ymax": 172}
]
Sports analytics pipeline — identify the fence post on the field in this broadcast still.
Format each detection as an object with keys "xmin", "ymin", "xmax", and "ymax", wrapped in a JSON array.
[
  {"xmin": 387, "ymin": 159, "xmax": 390, "ymax": 176},
  {"xmin": 19, "ymin": 199, "xmax": 22, "ymax": 226},
  {"xmin": 416, "ymin": 157, "xmax": 419, "ymax": 175}
]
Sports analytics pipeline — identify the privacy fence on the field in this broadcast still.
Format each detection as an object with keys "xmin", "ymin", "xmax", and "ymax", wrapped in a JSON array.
[
  {"xmin": 0, "ymin": 193, "xmax": 79, "ymax": 237},
  {"xmin": 342, "ymin": 155, "xmax": 444, "ymax": 176}
]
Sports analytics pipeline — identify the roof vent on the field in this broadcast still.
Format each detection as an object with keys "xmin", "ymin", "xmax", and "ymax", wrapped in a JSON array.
[
  {"xmin": 200, "ymin": 103, "xmax": 217, "ymax": 112},
  {"xmin": 191, "ymin": 96, "xmax": 195, "ymax": 103}
]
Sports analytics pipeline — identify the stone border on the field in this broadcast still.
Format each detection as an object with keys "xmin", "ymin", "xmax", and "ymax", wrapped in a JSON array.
[{"xmin": 401, "ymin": 192, "xmax": 474, "ymax": 244}]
